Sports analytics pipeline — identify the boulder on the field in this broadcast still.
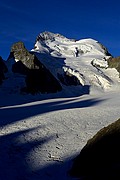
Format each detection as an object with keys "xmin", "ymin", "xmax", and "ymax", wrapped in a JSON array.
[
  {"xmin": 10, "ymin": 42, "xmax": 62, "ymax": 94},
  {"xmin": 0, "ymin": 56, "xmax": 8, "ymax": 84},
  {"xmin": 70, "ymin": 118, "xmax": 120, "ymax": 180}
]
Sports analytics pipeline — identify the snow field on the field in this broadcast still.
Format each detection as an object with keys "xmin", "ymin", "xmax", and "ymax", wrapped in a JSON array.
[{"xmin": 0, "ymin": 91, "xmax": 120, "ymax": 179}]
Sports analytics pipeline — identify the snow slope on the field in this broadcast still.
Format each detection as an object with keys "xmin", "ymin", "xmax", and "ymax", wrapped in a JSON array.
[
  {"xmin": 32, "ymin": 31, "xmax": 120, "ymax": 93},
  {"xmin": 0, "ymin": 90, "xmax": 120, "ymax": 180},
  {"xmin": 0, "ymin": 32, "xmax": 120, "ymax": 180}
]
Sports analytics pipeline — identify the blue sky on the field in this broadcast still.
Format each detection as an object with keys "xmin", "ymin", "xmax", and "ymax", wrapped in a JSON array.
[{"xmin": 1, "ymin": 0, "xmax": 120, "ymax": 59}]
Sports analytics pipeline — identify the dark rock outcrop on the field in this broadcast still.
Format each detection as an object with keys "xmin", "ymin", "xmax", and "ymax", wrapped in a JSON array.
[
  {"xmin": 10, "ymin": 42, "xmax": 62, "ymax": 94},
  {"xmin": 107, "ymin": 57, "xmax": 120, "ymax": 77},
  {"xmin": 0, "ymin": 56, "xmax": 8, "ymax": 84},
  {"xmin": 36, "ymin": 31, "xmax": 55, "ymax": 42},
  {"xmin": 70, "ymin": 118, "xmax": 120, "ymax": 180},
  {"xmin": 11, "ymin": 42, "xmax": 38, "ymax": 72},
  {"xmin": 57, "ymin": 71, "xmax": 81, "ymax": 86},
  {"xmin": 98, "ymin": 42, "xmax": 112, "ymax": 56}
]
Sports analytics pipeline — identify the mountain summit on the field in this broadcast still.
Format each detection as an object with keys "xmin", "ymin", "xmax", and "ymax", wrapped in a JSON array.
[
  {"xmin": 32, "ymin": 31, "xmax": 120, "ymax": 93},
  {"xmin": 34, "ymin": 31, "xmax": 111, "ymax": 57},
  {"xmin": 1, "ymin": 31, "xmax": 120, "ymax": 95}
]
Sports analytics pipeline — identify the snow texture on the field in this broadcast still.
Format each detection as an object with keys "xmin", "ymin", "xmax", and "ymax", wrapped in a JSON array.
[
  {"xmin": 32, "ymin": 31, "xmax": 120, "ymax": 92},
  {"xmin": 0, "ymin": 32, "xmax": 120, "ymax": 180}
]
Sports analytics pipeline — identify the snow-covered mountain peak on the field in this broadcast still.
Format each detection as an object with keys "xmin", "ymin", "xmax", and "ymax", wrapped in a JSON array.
[
  {"xmin": 36, "ymin": 31, "xmax": 55, "ymax": 42},
  {"xmin": 36, "ymin": 31, "xmax": 75, "ymax": 43},
  {"xmin": 33, "ymin": 31, "xmax": 110, "ymax": 59},
  {"xmin": 32, "ymin": 31, "xmax": 120, "ymax": 92},
  {"xmin": 1, "ymin": 31, "xmax": 119, "ymax": 96},
  {"xmin": 0, "ymin": 33, "xmax": 120, "ymax": 180}
]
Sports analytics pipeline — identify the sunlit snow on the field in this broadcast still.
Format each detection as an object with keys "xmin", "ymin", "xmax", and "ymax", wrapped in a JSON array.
[{"xmin": 0, "ymin": 32, "xmax": 120, "ymax": 179}]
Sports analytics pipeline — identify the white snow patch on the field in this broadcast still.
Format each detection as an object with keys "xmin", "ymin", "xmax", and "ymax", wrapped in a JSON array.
[{"xmin": 91, "ymin": 58, "xmax": 108, "ymax": 68}]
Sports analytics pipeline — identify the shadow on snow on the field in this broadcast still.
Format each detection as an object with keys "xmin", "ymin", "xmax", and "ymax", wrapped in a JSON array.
[
  {"xmin": 0, "ymin": 95, "xmax": 105, "ymax": 179},
  {"xmin": 0, "ymin": 97, "xmax": 104, "ymax": 126},
  {"xmin": 0, "ymin": 127, "xmax": 76, "ymax": 180}
]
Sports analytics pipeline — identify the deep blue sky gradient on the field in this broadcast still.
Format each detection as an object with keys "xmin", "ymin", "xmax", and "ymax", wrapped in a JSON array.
[{"xmin": 1, "ymin": 0, "xmax": 120, "ymax": 59}]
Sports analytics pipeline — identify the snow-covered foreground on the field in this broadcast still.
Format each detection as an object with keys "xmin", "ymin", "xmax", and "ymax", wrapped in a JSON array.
[
  {"xmin": 0, "ymin": 31, "xmax": 120, "ymax": 179},
  {"xmin": 0, "ymin": 90, "xmax": 120, "ymax": 180}
]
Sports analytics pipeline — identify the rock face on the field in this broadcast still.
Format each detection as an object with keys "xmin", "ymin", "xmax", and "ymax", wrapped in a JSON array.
[
  {"xmin": 98, "ymin": 42, "xmax": 112, "ymax": 56},
  {"xmin": 36, "ymin": 31, "xmax": 55, "ymax": 42},
  {"xmin": 57, "ymin": 71, "xmax": 81, "ymax": 86},
  {"xmin": 57, "ymin": 67, "xmax": 83, "ymax": 86},
  {"xmin": 25, "ymin": 55, "xmax": 62, "ymax": 94},
  {"xmin": 107, "ymin": 56, "xmax": 120, "ymax": 77},
  {"xmin": 70, "ymin": 118, "xmax": 120, "ymax": 180},
  {"xmin": 10, "ymin": 42, "xmax": 62, "ymax": 94},
  {"xmin": 0, "ymin": 56, "xmax": 8, "ymax": 84},
  {"xmin": 11, "ymin": 42, "xmax": 38, "ymax": 74}
]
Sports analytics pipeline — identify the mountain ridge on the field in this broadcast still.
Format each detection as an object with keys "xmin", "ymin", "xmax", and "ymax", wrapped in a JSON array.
[
  {"xmin": 0, "ymin": 31, "xmax": 120, "ymax": 95},
  {"xmin": 32, "ymin": 31, "xmax": 120, "ymax": 93}
]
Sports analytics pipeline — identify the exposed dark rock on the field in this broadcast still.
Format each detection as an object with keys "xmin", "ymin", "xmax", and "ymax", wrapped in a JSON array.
[
  {"xmin": 36, "ymin": 31, "xmax": 55, "ymax": 42},
  {"xmin": 25, "ymin": 68, "xmax": 62, "ymax": 94},
  {"xmin": 11, "ymin": 42, "xmax": 38, "ymax": 70},
  {"xmin": 107, "ymin": 56, "xmax": 120, "ymax": 77},
  {"xmin": 10, "ymin": 42, "xmax": 62, "ymax": 94},
  {"xmin": 25, "ymin": 56, "xmax": 62, "ymax": 94},
  {"xmin": 0, "ymin": 56, "xmax": 8, "ymax": 84},
  {"xmin": 98, "ymin": 42, "xmax": 112, "ymax": 57},
  {"xmin": 57, "ymin": 71, "xmax": 81, "ymax": 86},
  {"xmin": 70, "ymin": 118, "xmax": 120, "ymax": 180},
  {"xmin": 36, "ymin": 31, "xmax": 76, "ymax": 43}
]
